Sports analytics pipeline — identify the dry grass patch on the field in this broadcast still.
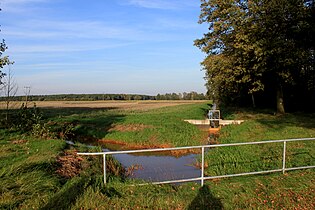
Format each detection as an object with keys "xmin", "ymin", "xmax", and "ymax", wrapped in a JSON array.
[
  {"xmin": 108, "ymin": 124, "xmax": 154, "ymax": 132},
  {"xmin": 11, "ymin": 140, "xmax": 28, "ymax": 144},
  {"xmin": 56, "ymin": 150, "xmax": 85, "ymax": 179},
  {"xmin": 97, "ymin": 139, "xmax": 200, "ymax": 156}
]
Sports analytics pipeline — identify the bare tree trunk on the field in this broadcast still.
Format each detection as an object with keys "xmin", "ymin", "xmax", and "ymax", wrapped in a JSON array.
[
  {"xmin": 277, "ymin": 85, "xmax": 285, "ymax": 114},
  {"xmin": 251, "ymin": 93, "xmax": 256, "ymax": 108},
  {"xmin": 4, "ymin": 65, "xmax": 18, "ymax": 122}
]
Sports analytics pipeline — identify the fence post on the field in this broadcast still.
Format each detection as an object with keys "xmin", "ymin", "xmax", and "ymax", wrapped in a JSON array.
[
  {"xmin": 282, "ymin": 141, "xmax": 286, "ymax": 174},
  {"xmin": 201, "ymin": 147, "xmax": 205, "ymax": 186},
  {"xmin": 103, "ymin": 154, "xmax": 107, "ymax": 185}
]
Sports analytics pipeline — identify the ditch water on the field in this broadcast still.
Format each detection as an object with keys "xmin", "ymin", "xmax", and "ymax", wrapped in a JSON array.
[
  {"xmin": 73, "ymin": 125, "xmax": 215, "ymax": 183},
  {"xmin": 100, "ymin": 125, "xmax": 218, "ymax": 183},
  {"xmin": 107, "ymin": 149, "xmax": 200, "ymax": 182},
  {"xmin": 68, "ymin": 140, "xmax": 202, "ymax": 182}
]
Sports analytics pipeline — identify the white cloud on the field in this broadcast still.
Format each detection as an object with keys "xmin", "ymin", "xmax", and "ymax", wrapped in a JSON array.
[
  {"xmin": 124, "ymin": 0, "xmax": 198, "ymax": 9},
  {"xmin": 1, "ymin": 0, "xmax": 48, "ymax": 13},
  {"xmin": 3, "ymin": 20, "xmax": 137, "ymax": 39},
  {"xmin": 3, "ymin": 18, "xmax": 180, "ymax": 44},
  {"xmin": 2, "ymin": 0, "xmax": 46, "ymax": 3},
  {"xmin": 8, "ymin": 42, "xmax": 133, "ymax": 54}
]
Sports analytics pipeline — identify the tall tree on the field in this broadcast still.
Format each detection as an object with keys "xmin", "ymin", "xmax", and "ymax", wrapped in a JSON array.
[{"xmin": 195, "ymin": 0, "xmax": 314, "ymax": 113}]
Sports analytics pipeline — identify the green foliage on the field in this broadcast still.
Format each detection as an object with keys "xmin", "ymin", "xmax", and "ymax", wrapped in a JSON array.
[
  {"xmin": 1, "ymin": 6, "xmax": 13, "ymax": 85},
  {"xmin": 156, "ymin": 92, "xmax": 207, "ymax": 100},
  {"xmin": 0, "ymin": 40, "xmax": 11, "ymax": 85},
  {"xmin": 31, "ymin": 122, "xmax": 53, "ymax": 139},
  {"xmin": 14, "ymin": 104, "xmax": 43, "ymax": 132},
  {"xmin": 0, "ymin": 103, "xmax": 43, "ymax": 131},
  {"xmin": 0, "ymin": 92, "xmax": 207, "ymax": 102},
  {"xmin": 195, "ymin": 0, "xmax": 315, "ymax": 112}
]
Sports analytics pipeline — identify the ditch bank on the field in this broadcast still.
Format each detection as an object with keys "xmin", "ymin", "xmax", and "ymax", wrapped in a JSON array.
[{"xmin": 74, "ymin": 117, "xmax": 244, "ymax": 183}]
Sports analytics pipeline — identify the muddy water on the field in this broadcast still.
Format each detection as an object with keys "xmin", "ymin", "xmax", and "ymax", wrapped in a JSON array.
[{"xmin": 195, "ymin": 125, "xmax": 211, "ymax": 132}]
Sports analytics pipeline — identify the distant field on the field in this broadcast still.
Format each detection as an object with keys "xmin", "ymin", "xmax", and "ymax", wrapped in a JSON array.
[{"xmin": 0, "ymin": 100, "xmax": 208, "ymax": 111}]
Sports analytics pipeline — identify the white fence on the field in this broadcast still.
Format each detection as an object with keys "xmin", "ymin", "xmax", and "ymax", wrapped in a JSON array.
[{"xmin": 77, "ymin": 137, "xmax": 315, "ymax": 186}]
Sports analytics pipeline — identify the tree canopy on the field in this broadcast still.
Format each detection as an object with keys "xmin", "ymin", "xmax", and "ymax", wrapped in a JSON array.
[{"xmin": 195, "ymin": 0, "xmax": 315, "ymax": 113}]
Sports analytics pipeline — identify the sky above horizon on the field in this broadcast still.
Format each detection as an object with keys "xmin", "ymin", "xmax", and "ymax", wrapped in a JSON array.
[{"xmin": 1, "ymin": 0, "xmax": 207, "ymax": 96}]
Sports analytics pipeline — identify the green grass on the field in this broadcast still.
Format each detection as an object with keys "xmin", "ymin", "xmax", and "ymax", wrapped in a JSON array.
[
  {"xmin": 1, "ymin": 103, "xmax": 314, "ymax": 209},
  {"xmin": 0, "ymin": 134, "xmax": 67, "ymax": 209},
  {"xmin": 203, "ymin": 109, "xmax": 315, "ymax": 177},
  {"xmin": 41, "ymin": 102, "xmax": 210, "ymax": 147}
]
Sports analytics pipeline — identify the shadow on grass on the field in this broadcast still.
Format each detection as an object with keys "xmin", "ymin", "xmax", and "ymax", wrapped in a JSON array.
[
  {"xmin": 256, "ymin": 113, "xmax": 315, "ymax": 130},
  {"xmin": 39, "ymin": 107, "xmax": 126, "ymax": 141},
  {"xmin": 40, "ymin": 177, "xmax": 90, "ymax": 210},
  {"xmin": 73, "ymin": 114, "xmax": 126, "ymax": 140},
  {"xmin": 17, "ymin": 161, "xmax": 59, "ymax": 176},
  {"xmin": 188, "ymin": 185, "xmax": 223, "ymax": 210},
  {"xmin": 41, "ymin": 107, "xmax": 118, "ymax": 119}
]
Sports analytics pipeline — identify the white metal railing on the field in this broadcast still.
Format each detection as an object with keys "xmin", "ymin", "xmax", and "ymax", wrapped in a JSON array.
[{"xmin": 77, "ymin": 138, "xmax": 315, "ymax": 186}]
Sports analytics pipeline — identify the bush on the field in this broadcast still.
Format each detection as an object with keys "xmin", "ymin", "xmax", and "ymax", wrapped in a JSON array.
[{"xmin": 14, "ymin": 103, "xmax": 43, "ymax": 132}]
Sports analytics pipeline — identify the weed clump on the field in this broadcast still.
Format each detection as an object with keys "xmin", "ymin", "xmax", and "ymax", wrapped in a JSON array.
[{"xmin": 56, "ymin": 150, "xmax": 85, "ymax": 178}]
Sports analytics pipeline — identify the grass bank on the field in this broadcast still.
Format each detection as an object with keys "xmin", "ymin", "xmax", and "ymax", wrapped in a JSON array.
[
  {"xmin": 204, "ymin": 109, "xmax": 315, "ymax": 176},
  {"xmin": 41, "ymin": 102, "xmax": 210, "ymax": 148}
]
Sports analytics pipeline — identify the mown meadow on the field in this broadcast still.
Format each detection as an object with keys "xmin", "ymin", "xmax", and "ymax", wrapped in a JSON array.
[{"xmin": 0, "ymin": 101, "xmax": 314, "ymax": 209}]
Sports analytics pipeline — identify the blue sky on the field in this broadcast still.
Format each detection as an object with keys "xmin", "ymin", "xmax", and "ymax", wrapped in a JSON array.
[{"xmin": 1, "ymin": 0, "xmax": 207, "ymax": 95}]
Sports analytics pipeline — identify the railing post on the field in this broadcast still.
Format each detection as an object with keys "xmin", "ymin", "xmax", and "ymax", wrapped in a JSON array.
[
  {"xmin": 282, "ymin": 141, "xmax": 286, "ymax": 174},
  {"xmin": 103, "ymin": 154, "xmax": 107, "ymax": 186},
  {"xmin": 201, "ymin": 147, "xmax": 205, "ymax": 187}
]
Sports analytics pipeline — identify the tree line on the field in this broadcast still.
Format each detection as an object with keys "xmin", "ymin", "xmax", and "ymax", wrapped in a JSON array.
[
  {"xmin": 195, "ymin": 0, "xmax": 315, "ymax": 113},
  {"xmin": 0, "ymin": 92, "xmax": 207, "ymax": 102}
]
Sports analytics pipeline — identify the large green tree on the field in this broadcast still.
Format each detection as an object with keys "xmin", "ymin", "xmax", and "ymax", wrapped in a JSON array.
[{"xmin": 195, "ymin": 0, "xmax": 314, "ymax": 113}]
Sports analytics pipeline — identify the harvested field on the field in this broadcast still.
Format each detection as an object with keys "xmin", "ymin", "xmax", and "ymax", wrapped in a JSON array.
[{"xmin": 0, "ymin": 100, "xmax": 207, "ymax": 111}]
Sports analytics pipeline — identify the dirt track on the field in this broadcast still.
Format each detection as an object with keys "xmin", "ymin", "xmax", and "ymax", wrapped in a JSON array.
[{"xmin": 0, "ymin": 100, "xmax": 207, "ymax": 111}]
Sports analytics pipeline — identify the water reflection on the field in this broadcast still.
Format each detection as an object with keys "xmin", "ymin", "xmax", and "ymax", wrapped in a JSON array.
[{"xmin": 111, "ymin": 152, "xmax": 200, "ymax": 182}]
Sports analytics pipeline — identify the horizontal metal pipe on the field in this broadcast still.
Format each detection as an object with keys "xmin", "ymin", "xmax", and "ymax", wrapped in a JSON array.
[
  {"xmin": 76, "ymin": 138, "xmax": 315, "ymax": 187},
  {"xmin": 136, "ymin": 177, "xmax": 202, "ymax": 186},
  {"xmin": 285, "ymin": 165, "xmax": 315, "ymax": 171},
  {"xmin": 130, "ymin": 166, "xmax": 315, "ymax": 186},
  {"xmin": 204, "ymin": 169, "xmax": 283, "ymax": 180}
]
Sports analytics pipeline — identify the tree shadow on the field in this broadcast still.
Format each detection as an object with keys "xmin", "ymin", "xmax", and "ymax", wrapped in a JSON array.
[
  {"xmin": 188, "ymin": 185, "xmax": 223, "ymax": 210},
  {"xmin": 41, "ymin": 107, "xmax": 118, "ymax": 119},
  {"xmin": 72, "ymin": 114, "xmax": 125, "ymax": 140},
  {"xmin": 40, "ymin": 177, "xmax": 90, "ymax": 210},
  {"xmin": 17, "ymin": 161, "xmax": 59, "ymax": 176},
  {"xmin": 256, "ymin": 112, "xmax": 315, "ymax": 130},
  {"xmin": 38, "ymin": 107, "xmax": 126, "ymax": 142}
]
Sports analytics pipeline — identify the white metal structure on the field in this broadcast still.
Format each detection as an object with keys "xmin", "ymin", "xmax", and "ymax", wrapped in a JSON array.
[
  {"xmin": 208, "ymin": 109, "xmax": 220, "ymax": 128},
  {"xmin": 77, "ymin": 138, "xmax": 315, "ymax": 186}
]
